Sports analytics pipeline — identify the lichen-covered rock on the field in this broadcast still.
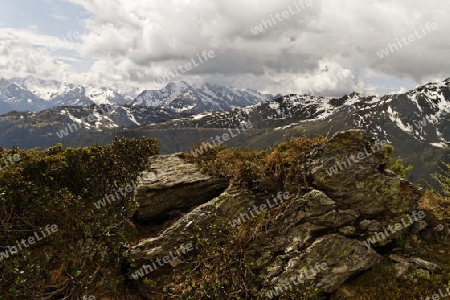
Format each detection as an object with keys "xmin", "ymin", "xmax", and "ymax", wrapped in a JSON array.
[
  {"xmin": 131, "ymin": 189, "xmax": 250, "ymax": 259},
  {"xmin": 306, "ymin": 130, "xmax": 421, "ymax": 217},
  {"xmin": 266, "ymin": 234, "xmax": 381, "ymax": 294},
  {"xmin": 133, "ymin": 153, "xmax": 229, "ymax": 221},
  {"xmin": 306, "ymin": 130, "xmax": 423, "ymax": 245},
  {"xmin": 389, "ymin": 254, "xmax": 440, "ymax": 278},
  {"xmin": 130, "ymin": 130, "xmax": 426, "ymax": 297}
]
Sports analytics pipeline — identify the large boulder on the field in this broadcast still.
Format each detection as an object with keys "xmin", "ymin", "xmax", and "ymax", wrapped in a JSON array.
[
  {"xmin": 130, "ymin": 130, "xmax": 424, "ymax": 297},
  {"xmin": 133, "ymin": 153, "xmax": 229, "ymax": 222},
  {"xmin": 306, "ymin": 130, "xmax": 421, "ymax": 216}
]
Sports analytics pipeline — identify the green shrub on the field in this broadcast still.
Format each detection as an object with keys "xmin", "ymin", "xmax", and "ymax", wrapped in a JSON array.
[
  {"xmin": 0, "ymin": 137, "xmax": 159, "ymax": 299},
  {"xmin": 184, "ymin": 136, "xmax": 326, "ymax": 194}
]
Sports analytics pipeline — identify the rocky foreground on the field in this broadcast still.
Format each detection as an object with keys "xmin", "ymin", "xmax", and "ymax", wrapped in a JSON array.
[{"xmin": 128, "ymin": 130, "xmax": 441, "ymax": 299}]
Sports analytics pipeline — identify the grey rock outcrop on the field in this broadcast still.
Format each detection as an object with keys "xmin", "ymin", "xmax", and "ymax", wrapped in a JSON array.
[
  {"xmin": 129, "ymin": 130, "xmax": 428, "ymax": 297},
  {"xmin": 133, "ymin": 153, "xmax": 228, "ymax": 221}
]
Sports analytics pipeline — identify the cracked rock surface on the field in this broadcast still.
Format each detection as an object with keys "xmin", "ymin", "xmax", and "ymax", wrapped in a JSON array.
[{"xmin": 130, "ymin": 130, "xmax": 427, "ymax": 297}]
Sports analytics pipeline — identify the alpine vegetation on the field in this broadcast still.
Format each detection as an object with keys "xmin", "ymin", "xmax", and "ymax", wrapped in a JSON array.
[
  {"xmin": 94, "ymin": 180, "xmax": 138, "ymax": 209},
  {"xmin": 325, "ymin": 139, "xmax": 387, "ymax": 176},
  {"xmin": 0, "ymin": 224, "xmax": 58, "ymax": 261},
  {"xmin": 363, "ymin": 210, "xmax": 425, "ymax": 248},
  {"xmin": 131, "ymin": 242, "xmax": 194, "ymax": 280},
  {"xmin": 0, "ymin": 153, "xmax": 20, "ymax": 171},
  {"xmin": 191, "ymin": 121, "xmax": 253, "ymax": 157},
  {"xmin": 420, "ymin": 284, "xmax": 450, "ymax": 300},
  {"xmin": 228, "ymin": 192, "xmax": 290, "ymax": 228},
  {"xmin": 266, "ymin": 262, "xmax": 328, "ymax": 299},
  {"xmin": 77, "ymin": 296, "xmax": 95, "ymax": 300}
]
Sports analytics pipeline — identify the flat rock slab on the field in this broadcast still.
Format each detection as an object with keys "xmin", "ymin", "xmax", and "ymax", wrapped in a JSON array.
[{"xmin": 133, "ymin": 153, "xmax": 229, "ymax": 221}]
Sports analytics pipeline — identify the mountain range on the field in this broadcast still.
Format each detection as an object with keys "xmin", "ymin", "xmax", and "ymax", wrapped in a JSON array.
[
  {"xmin": 0, "ymin": 76, "xmax": 131, "ymax": 114},
  {"xmin": 0, "ymin": 76, "xmax": 274, "ymax": 115},
  {"xmin": 0, "ymin": 77, "xmax": 449, "ymax": 188},
  {"xmin": 131, "ymin": 81, "xmax": 274, "ymax": 114}
]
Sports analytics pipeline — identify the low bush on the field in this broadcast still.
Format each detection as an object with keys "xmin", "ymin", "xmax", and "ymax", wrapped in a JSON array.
[{"xmin": 0, "ymin": 137, "xmax": 159, "ymax": 299}]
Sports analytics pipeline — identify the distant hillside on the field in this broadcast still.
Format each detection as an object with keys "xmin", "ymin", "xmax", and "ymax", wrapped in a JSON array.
[
  {"xmin": 0, "ymin": 77, "xmax": 274, "ymax": 115},
  {"xmin": 0, "ymin": 78, "xmax": 449, "ymax": 188},
  {"xmin": 131, "ymin": 81, "xmax": 274, "ymax": 114}
]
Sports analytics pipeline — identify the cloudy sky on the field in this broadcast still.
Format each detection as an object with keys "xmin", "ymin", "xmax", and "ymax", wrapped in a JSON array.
[{"xmin": 0, "ymin": 0, "xmax": 448, "ymax": 96}]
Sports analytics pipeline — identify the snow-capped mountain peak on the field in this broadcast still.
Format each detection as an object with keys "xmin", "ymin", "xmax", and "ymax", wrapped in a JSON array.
[
  {"xmin": 0, "ymin": 76, "xmax": 134, "ymax": 114},
  {"xmin": 131, "ymin": 81, "xmax": 274, "ymax": 114}
]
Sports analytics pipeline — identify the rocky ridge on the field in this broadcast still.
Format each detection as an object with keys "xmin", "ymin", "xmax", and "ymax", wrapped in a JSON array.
[{"xmin": 127, "ymin": 130, "xmax": 435, "ymax": 298}]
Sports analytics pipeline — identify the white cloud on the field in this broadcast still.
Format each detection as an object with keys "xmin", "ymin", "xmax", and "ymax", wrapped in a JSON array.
[
  {"xmin": 1, "ymin": 0, "xmax": 449, "ymax": 96},
  {"xmin": 51, "ymin": 14, "xmax": 69, "ymax": 20},
  {"xmin": 0, "ymin": 41, "xmax": 73, "ymax": 79},
  {"xmin": 0, "ymin": 27, "xmax": 78, "ymax": 50}
]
